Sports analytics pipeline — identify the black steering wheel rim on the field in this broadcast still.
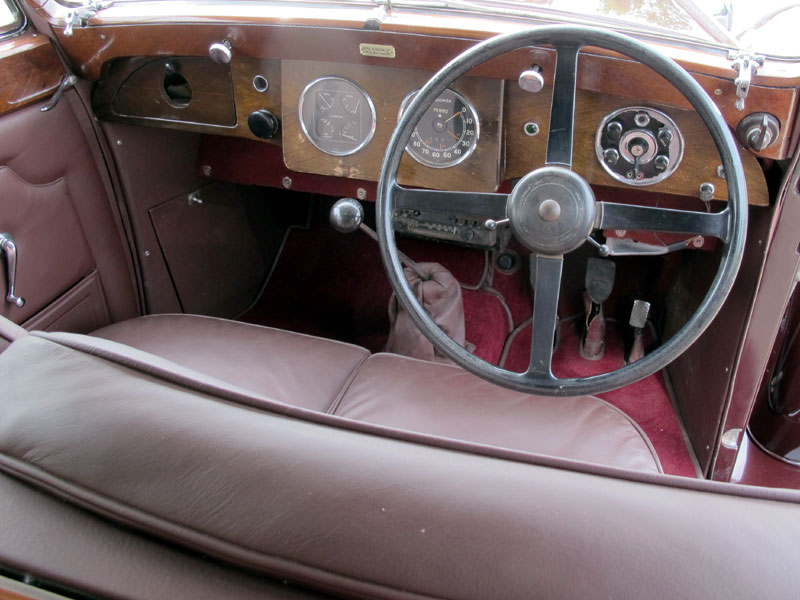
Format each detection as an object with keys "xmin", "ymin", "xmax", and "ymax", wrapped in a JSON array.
[{"xmin": 377, "ymin": 25, "xmax": 747, "ymax": 396}]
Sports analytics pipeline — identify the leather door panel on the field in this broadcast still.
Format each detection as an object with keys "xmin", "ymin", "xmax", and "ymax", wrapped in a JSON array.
[
  {"xmin": 0, "ymin": 167, "xmax": 95, "ymax": 322},
  {"xmin": 0, "ymin": 33, "xmax": 138, "ymax": 332}
]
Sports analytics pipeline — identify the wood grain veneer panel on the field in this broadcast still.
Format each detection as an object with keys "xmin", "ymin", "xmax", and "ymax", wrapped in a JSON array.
[
  {"xmin": 94, "ymin": 56, "xmax": 283, "ymax": 142},
  {"xmin": 503, "ymin": 85, "xmax": 769, "ymax": 206},
  {"xmin": 68, "ymin": 23, "xmax": 796, "ymax": 159},
  {"xmin": 94, "ymin": 56, "xmax": 236, "ymax": 130},
  {"xmin": 43, "ymin": 3, "xmax": 800, "ymax": 84},
  {"xmin": 281, "ymin": 60, "xmax": 502, "ymax": 192},
  {"xmin": 231, "ymin": 58, "xmax": 281, "ymax": 146},
  {"xmin": 0, "ymin": 32, "xmax": 62, "ymax": 115}
]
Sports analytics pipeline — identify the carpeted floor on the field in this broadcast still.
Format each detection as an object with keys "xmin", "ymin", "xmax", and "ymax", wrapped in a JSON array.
[{"xmin": 240, "ymin": 217, "xmax": 697, "ymax": 477}]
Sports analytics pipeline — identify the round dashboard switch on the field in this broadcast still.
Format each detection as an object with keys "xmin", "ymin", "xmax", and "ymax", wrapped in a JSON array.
[{"xmin": 248, "ymin": 109, "xmax": 280, "ymax": 140}]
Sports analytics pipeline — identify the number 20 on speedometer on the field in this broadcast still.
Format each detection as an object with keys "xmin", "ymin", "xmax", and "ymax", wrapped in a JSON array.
[{"xmin": 398, "ymin": 88, "xmax": 479, "ymax": 169}]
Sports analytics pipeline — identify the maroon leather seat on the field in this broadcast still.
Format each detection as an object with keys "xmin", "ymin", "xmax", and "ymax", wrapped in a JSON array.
[
  {"xmin": 93, "ymin": 314, "xmax": 370, "ymax": 412},
  {"xmin": 5, "ymin": 324, "xmax": 800, "ymax": 600},
  {"xmin": 94, "ymin": 314, "xmax": 660, "ymax": 472}
]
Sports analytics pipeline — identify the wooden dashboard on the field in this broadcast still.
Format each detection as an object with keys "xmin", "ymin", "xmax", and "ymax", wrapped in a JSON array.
[{"xmin": 76, "ymin": 20, "xmax": 800, "ymax": 206}]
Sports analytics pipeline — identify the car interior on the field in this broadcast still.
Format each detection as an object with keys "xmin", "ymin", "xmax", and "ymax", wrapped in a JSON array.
[{"xmin": 1, "ymin": 0, "xmax": 800, "ymax": 597}]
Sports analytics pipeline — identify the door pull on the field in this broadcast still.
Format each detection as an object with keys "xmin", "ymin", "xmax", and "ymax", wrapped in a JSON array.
[{"xmin": 0, "ymin": 233, "xmax": 25, "ymax": 308}]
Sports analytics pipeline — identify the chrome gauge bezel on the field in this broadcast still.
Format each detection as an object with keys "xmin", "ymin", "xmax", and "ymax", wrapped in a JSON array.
[
  {"xmin": 398, "ymin": 88, "xmax": 480, "ymax": 169},
  {"xmin": 298, "ymin": 76, "xmax": 377, "ymax": 156},
  {"xmin": 595, "ymin": 106, "xmax": 684, "ymax": 186}
]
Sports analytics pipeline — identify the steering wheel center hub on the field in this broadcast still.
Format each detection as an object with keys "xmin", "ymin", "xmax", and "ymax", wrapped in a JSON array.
[{"xmin": 508, "ymin": 166, "xmax": 597, "ymax": 255}]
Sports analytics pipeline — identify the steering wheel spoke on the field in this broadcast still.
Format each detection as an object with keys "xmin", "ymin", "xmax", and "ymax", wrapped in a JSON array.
[
  {"xmin": 525, "ymin": 254, "xmax": 563, "ymax": 379},
  {"xmin": 545, "ymin": 43, "xmax": 582, "ymax": 168},
  {"xmin": 597, "ymin": 202, "xmax": 731, "ymax": 241},
  {"xmin": 391, "ymin": 182, "xmax": 508, "ymax": 222}
]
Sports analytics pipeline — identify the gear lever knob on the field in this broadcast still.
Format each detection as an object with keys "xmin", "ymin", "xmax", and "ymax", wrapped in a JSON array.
[{"xmin": 330, "ymin": 198, "xmax": 364, "ymax": 233}]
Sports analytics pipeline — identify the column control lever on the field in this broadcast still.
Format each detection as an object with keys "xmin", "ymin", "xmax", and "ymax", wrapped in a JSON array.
[{"xmin": 0, "ymin": 233, "xmax": 24, "ymax": 308}]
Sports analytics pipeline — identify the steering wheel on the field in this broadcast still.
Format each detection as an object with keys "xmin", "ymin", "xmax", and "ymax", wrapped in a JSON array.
[{"xmin": 377, "ymin": 26, "xmax": 747, "ymax": 396}]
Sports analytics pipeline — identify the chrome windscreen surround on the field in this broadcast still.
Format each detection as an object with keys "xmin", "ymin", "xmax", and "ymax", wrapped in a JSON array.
[
  {"xmin": 298, "ymin": 76, "xmax": 377, "ymax": 157},
  {"xmin": 595, "ymin": 106, "xmax": 684, "ymax": 186}
]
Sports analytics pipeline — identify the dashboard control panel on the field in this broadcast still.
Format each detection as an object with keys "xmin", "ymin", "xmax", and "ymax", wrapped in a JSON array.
[
  {"xmin": 595, "ymin": 106, "xmax": 683, "ymax": 186},
  {"xmin": 392, "ymin": 208, "xmax": 506, "ymax": 248}
]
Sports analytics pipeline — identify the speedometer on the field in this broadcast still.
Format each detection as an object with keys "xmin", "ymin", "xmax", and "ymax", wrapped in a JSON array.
[{"xmin": 399, "ymin": 88, "xmax": 479, "ymax": 168}]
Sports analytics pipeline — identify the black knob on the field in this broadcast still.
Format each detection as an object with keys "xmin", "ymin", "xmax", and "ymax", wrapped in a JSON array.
[
  {"xmin": 606, "ymin": 120, "xmax": 623, "ymax": 141},
  {"xmin": 248, "ymin": 109, "xmax": 280, "ymax": 140},
  {"xmin": 603, "ymin": 148, "xmax": 619, "ymax": 166}
]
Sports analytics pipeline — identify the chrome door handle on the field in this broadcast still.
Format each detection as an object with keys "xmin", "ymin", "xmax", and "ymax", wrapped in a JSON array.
[
  {"xmin": 0, "ymin": 233, "xmax": 24, "ymax": 308},
  {"xmin": 41, "ymin": 74, "xmax": 78, "ymax": 112}
]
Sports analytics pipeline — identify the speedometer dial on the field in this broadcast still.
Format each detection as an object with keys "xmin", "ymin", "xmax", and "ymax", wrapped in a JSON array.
[{"xmin": 399, "ymin": 88, "xmax": 479, "ymax": 168}]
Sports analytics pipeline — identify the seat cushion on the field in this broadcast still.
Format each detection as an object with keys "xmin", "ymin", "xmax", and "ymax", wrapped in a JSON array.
[
  {"xmin": 94, "ymin": 314, "xmax": 659, "ymax": 472},
  {"xmin": 335, "ymin": 353, "xmax": 661, "ymax": 473},
  {"xmin": 2, "ymin": 332, "xmax": 799, "ymax": 600},
  {"xmin": 93, "ymin": 314, "xmax": 369, "ymax": 412}
]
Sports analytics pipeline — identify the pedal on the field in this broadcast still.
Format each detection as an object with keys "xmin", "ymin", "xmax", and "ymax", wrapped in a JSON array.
[
  {"xmin": 626, "ymin": 299, "xmax": 651, "ymax": 364},
  {"xmin": 581, "ymin": 258, "xmax": 616, "ymax": 360}
]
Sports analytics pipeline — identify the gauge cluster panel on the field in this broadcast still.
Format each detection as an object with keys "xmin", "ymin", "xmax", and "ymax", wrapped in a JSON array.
[
  {"xmin": 282, "ymin": 60, "xmax": 503, "ymax": 192},
  {"xmin": 399, "ymin": 88, "xmax": 479, "ymax": 168},
  {"xmin": 595, "ymin": 106, "xmax": 683, "ymax": 186},
  {"xmin": 298, "ymin": 76, "xmax": 376, "ymax": 156}
]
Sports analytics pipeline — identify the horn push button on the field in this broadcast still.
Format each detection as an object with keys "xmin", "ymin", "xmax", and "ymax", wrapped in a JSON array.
[{"xmin": 508, "ymin": 166, "xmax": 597, "ymax": 255}]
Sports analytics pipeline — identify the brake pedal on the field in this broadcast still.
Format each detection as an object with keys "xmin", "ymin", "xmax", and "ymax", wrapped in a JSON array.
[{"xmin": 581, "ymin": 258, "xmax": 616, "ymax": 360}]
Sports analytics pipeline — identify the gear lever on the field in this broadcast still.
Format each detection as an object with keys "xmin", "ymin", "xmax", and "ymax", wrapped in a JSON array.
[
  {"xmin": 330, "ymin": 198, "xmax": 428, "ymax": 279},
  {"xmin": 581, "ymin": 257, "xmax": 616, "ymax": 360},
  {"xmin": 331, "ymin": 198, "xmax": 472, "ymax": 362}
]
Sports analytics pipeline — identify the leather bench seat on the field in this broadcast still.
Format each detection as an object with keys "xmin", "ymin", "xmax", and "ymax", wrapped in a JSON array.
[
  {"xmin": 93, "ymin": 314, "xmax": 370, "ymax": 412},
  {"xmin": 94, "ymin": 314, "xmax": 661, "ymax": 473}
]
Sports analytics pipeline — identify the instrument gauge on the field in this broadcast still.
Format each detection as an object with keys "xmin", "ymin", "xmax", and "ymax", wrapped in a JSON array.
[
  {"xmin": 299, "ymin": 77, "xmax": 376, "ymax": 156},
  {"xmin": 341, "ymin": 93, "xmax": 362, "ymax": 115},
  {"xmin": 399, "ymin": 88, "xmax": 479, "ymax": 168},
  {"xmin": 595, "ymin": 106, "xmax": 683, "ymax": 185}
]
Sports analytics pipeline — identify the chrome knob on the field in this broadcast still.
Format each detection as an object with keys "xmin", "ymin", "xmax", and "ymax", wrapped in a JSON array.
[
  {"xmin": 699, "ymin": 182, "xmax": 715, "ymax": 202},
  {"xmin": 330, "ymin": 198, "xmax": 364, "ymax": 233},
  {"xmin": 737, "ymin": 113, "xmax": 780, "ymax": 152},
  {"xmin": 654, "ymin": 155, "xmax": 670, "ymax": 172},
  {"xmin": 603, "ymin": 148, "xmax": 619, "ymax": 166},
  {"xmin": 209, "ymin": 40, "xmax": 232, "ymax": 64},
  {"xmin": 518, "ymin": 67, "xmax": 544, "ymax": 93}
]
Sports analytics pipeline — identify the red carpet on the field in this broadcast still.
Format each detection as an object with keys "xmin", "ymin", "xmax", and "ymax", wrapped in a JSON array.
[
  {"xmin": 504, "ymin": 321, "xmax": 696, "ymax": 477},
  {"xmin": 240, "ymin": 219, "xmax": 696, "ymax": 477}
]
